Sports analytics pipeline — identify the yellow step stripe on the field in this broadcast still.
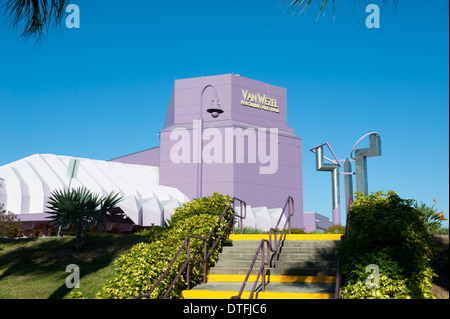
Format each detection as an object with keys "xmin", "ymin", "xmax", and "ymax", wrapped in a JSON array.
[
  {"xmin": 182, "ymin": 290, "xmax": 334, "ymax": 299},
  {"xmin": 228, "ymin": 234, "xmax": 342, "ymax": 241},
  {"xmin": 207, "ymin": 274, "xmax": 336, "ymax": 284}
]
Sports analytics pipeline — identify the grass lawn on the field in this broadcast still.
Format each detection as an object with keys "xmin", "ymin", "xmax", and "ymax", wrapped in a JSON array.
[{"xmin": 0, "ymin": 235, "xmax": 146, "ymax": 299}]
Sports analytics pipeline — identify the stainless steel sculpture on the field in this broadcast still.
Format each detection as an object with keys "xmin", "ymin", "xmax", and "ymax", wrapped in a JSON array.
[
  {"xmin": 310, "ymin": 143, "xmax": 341, "ymax": 225},
  {"xmin": 343, "ymin": 158, "xmax": 353, "ymax": 214},
  {"xmin": 310, "ymin": 132, "xmax": 382, "ymax": 226},
  {"xmin": 351, "ymin": 132, "xmax": 382, "ymax": 196}
]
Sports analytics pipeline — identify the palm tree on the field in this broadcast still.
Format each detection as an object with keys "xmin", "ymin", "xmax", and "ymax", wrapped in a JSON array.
[
  {"xmin": 46, "ymin": 186, "xmax": 122, "ymax": 250},
  {"xmin": 0, "ymin": 0, "xmax": 71, "ymax": 40},
  {"xmin": 1, "ymin": 1, "xmax": 441, "ymax": 41},
  {"xmin": 282, "ymin": 0, "xmax": 398, "ymax": 18}
]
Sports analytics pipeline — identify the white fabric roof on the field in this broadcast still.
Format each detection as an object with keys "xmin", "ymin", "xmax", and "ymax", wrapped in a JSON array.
[
  {"xmin": 0, "ymin": 154, "xmax": 188, "ymax": 226},
  {"xmin": 234, "ymin": 205, "xmax": 286, "ymax": 232}
]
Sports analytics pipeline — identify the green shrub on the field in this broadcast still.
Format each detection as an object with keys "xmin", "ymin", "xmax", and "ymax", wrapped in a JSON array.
[
  {"xmin": 324, "ymin": 224, "xmax": 345, "ymax": 234},
  {"xmin": 96, "ymin": 193, "xmax": 233, "ymax": 299},
  {"xmin": 46, "ymin": 187, "xmax": 122, "ymax": 250},
  {"xmin": 66, "ymin": 291, "xmax": 85, "ymax": 299},
  {"xmin": 339, "ymin": 191, "xmax": 436, "ymax": 299},
  {"xmin": 431, "ymin": 226, "xmax": 449, "ymax": 235},
  {"xmin": 413, "ymin": 198, "xmax": 447, "ymax": 234},
  {"xmin": 169, "ymin": 193, "xmax": 233, "ymax": 226},
  {"xmin": 340, "ymin": 274, "xmax": 411, "ymax": 299},
  {"xmin": 289, "ymin": 227, "xmax": 307, "ymax": 234},
  {"xmin": 0, "ymin": 203, "xmax": 21, "ymax": 238},
  {"xmin": 133, "ymin": 228, "xmax": 152, "ymax": 237},
  {"xmin": 235, "ymin": 226, "xmax": 267, "ymax": 234}
]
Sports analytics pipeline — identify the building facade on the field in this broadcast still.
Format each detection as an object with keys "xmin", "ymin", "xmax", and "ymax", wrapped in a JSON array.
[
  {"xmin": 113, "ymin": 74, "xmax": 304, "ymax": 229},
  {"xmin": 0, "ymin": 74, "xmax": 305, "ymax": 233}
]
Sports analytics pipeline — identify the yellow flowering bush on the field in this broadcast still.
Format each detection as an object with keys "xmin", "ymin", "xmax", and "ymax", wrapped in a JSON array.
[
  {"xmin": 340, "ymin": 274, "xmax": 411, "ymax": 299},
  {"xmin": 339, "ymin": 191, "xmax": 436, "ymax": 299},
  {"xmin": 96, "ymin": 193, "xmax": 233, "ymax": 299}
]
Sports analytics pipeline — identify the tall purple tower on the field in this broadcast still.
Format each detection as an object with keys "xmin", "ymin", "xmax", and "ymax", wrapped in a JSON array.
[{"xmin": 113, "ymin": 74, "xmax": 304, "ymax": 228}]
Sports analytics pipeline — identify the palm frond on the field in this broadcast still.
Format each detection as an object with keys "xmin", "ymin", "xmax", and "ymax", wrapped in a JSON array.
[
  {"xmin": 46, "ymin": 187, "xmax": 102, "ymax": 234},
  {"xmin": 0, "ymin": 0, "xmax": 72, "ymax": 40},
  {"xmin": 282, "ymin": 0, "xmax": 399, "ymax": 19},
  {"xmin": 96, "ymin": 191, "xmax": 123, "ymax": 233},
  {"xmin": 282, "ymin": 0, "xmax": 332, "ymax": 18}
]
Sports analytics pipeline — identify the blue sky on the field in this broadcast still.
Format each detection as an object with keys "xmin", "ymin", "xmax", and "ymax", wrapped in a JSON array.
[{"xmin": 0, "ymin": 0, "xmax": 448, "ymax": 226}]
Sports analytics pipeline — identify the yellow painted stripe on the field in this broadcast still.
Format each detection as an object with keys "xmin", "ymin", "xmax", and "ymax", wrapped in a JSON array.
[
  {"xmin": 207, "ymin": 274, "xmax": 336, "ymax": 284},
  {"xmin": 228, "ymin": 234, "xmax": 342, "ymax": 241},
  {"xmin": 182, "ymin": 290, "xmax": 334, "ymax": 299}
]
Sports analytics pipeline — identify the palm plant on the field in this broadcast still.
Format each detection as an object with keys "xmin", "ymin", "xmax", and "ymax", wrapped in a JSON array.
[
  {"xmin": 1, "ymin": 0, "xmax": 440, "ymax": 41},
  {"xmin": 413, "ymin": 198, "xmax": 447, "ymax": 234},
  {"xmin": 282, "ymin": 0, "xmax": 398, "ymax": 18},
  {"xmin": 0, "ymin": 0, "xmax": 71, "ymax": 40},
  {"xmin": 46, "ymin": 186, "xmax": 122, "ymax": 250}
]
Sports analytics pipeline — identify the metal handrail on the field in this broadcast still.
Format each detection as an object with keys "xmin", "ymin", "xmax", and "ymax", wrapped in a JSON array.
[
  {"xmin": 232, "ymin": 197, "xmax": 247, "ymax": 234},
  {"xmin": 231, "ymin": 196, "xmax": 294, "ymax": 299},
  {"xmin": 135, "ymin": 198, "xmax": 244, "ymax": 299},
  {"xmin": 136, "ymin": 206, "xmax": 235, "ymax": 299},
  {"xmin": 231, "ymin": 239, "xmax": 270, "ymax": 299},
  {"xmin": 269, "ymin": 196, "xmax": 294, "ymax": 275}
]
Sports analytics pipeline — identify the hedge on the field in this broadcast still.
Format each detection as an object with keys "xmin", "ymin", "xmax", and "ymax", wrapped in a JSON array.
[
  {"xmin": 95, "ymin": 193, "xmax": 233, "ymax": 299},
  {"xmin": 338, "ymin": 191, "xmax": 437, "ymax": 299}
]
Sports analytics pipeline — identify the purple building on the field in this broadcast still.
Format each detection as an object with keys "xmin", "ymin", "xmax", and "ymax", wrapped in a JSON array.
[
  {"xmin": 0, "ymin": 74, "xmax": 304, "ymax": 234},
  {"xmin": 303, "ymin": 212, "xmax": 333, "ymax": 232},
  {"xmin": 112, "ymin": 74, "xmax": 304, "ymax": 229}
]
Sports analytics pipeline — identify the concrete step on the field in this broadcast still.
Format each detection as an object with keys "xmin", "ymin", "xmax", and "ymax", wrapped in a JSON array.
[
  {"xmin": 222, "ymin": 245, "xmax": 338, "ymax": 253},
  {"xmin": 228, "ymin": 234, "xmax": 342, "ymax": 241},
  {"xmin": 277, "ymin": 246, "xmax": 338, "ymax": 255},
  {"xmin": 210, "ymin": 266, "xmax": 337, "ymax": 276},
  {"xmin": 218, "ymin": 251, "xmax": 337, "ymax": 261},
  {"xmin": 207, "ymin": 274, "xmax": 336, "ymax": 284},
  {"xmin": 222, "ymin": 243, "xmax": 339, "ymax": 257},
  {"xmin": 182, "ymin": 281, "xmax": 335, "ymax": 299},
  {"xmin": 275, "ymin": 252, "xmax": 336, "ymax": 261},
  {"xmin": 227, "ymin": 240, "xmax": 340, "ymax": 248},
  {"xmin": 183, "ymin": 235, "xmax": 340, "ymax": 299},
  {"xmin": 213, "ymin": 259, "xmax": 337, "ymax": 269}
]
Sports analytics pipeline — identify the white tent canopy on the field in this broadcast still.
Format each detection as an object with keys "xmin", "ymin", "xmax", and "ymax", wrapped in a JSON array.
[
  {"xmin": 0, "ymin": 154, "xmax": 188, "ymax": 227},
  {"xmin": 234, "ymin": 205, "xmax": 286, "ymax": 232}
]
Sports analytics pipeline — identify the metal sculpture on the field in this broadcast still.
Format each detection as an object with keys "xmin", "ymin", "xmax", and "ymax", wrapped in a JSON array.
[
  {"xmin": 310, "ymin": 143, "xmax": 341, "ymax": 226},
  {"xmin": 350, "ymin": 132, "xmax": 382, "ymax": 196},
  {"xmin": 310, "ymin": 132, "xmax": 382, "ymax": 226}
]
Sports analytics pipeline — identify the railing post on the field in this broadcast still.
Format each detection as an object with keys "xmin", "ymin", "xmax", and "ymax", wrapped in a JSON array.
[
  {"xmin": 275, "ymin": 250, "xmax": 278, "ymax": 275},
  {"xmin": 232, "ymin": 200, "xmax": 236, "ymax": 234},
  {"xmin": 186, "ymin": 238, "xmax": 190, "ymax": 290},
  {"xmin": 262, "ymin": 243, "xmax": 265, "ymax": 292},
  {"xmin": 232, "ymin": 197, "xmax": 247, "ymax": 234},
  {"xmin": 289, "ymin": 197, "xmax": 293, "ymax": 234},
  {"xmin": 203, "ymin": 238, "xmax": 207, "ymax": 283}
]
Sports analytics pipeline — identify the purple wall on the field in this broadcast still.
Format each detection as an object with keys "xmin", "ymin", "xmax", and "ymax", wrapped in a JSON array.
[
  {"xmin": 109, "ymin": 74, "xmax": 304, "ymax": 228},
  {"xmin": 110, "ymin": 147, "xmax": 160, "ymax": 166},
  {"xmin": 163, "ymin": 74, "xmax": 292, "ymax": 132},
  {"xmin": 158, "ymin": 74, "xmax": 304, "ymax": 229},
  {"xmin": 303, "ymin": 212, "xmax": 333, "ymax": 232}
]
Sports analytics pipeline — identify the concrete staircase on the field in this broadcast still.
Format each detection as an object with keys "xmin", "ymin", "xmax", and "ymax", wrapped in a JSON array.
[{"xmin": 182, "ymin": 234, "xmax": 341, "ymax": 299}]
